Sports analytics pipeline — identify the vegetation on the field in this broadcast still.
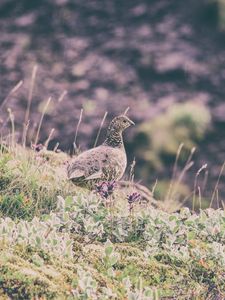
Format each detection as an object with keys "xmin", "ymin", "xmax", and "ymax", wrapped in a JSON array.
[
  {"xmin": 133, "ymin": 102, "xmax": 212, "ymax": 208},
  {"xmin": 1, "ymin": 1, "xmax": 225, "ymax": 298},
  {"xmin": 0, "ymin": 144, "xmax": 224, "ymax": 299},
  {"xmin": 134, "ymin": 102, "xmax": 211, "ymax": 171}
]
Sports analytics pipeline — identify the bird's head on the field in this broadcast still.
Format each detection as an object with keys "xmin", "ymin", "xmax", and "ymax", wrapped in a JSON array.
[{"xmin": 108, "ymin": 115, "xmax": 135, "ymax": 132}]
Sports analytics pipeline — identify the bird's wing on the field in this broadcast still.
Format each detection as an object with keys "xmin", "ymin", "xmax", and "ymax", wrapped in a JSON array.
[
  {"xmin": 85, "ymin": 170, "xmax": 103, "ymax": 180},
  {"xmin": 68, "ymin": 169, "xmax": 85, "ymax": 180},
  {"xmin": 67, "ymin": 146, "xmax": 106, "ymax": 181}
]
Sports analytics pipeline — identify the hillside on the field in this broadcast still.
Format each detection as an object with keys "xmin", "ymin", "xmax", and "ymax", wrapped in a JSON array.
[
  {"xmin": 0, "ymin": 145, "xmax": 224, "ymax": 299},
  {"xmin": 1, "ymin": 0, "xmax": 225, "ymax": 197}
]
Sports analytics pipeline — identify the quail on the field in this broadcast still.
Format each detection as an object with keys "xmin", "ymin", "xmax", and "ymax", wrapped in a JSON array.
[{"xmin": 67, "ymin": 115, "xmax": 134, "ymax": 188}]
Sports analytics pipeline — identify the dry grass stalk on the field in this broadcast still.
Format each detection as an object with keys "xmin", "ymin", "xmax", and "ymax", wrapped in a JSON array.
[
  {"xmin": 193, "ymin": 164, "xmax": 207, "ymax": 210},
  {"xmin": 22, "ymin": 65, "xmax": 38, "ymax": 146},
  {"xmin": 151, "ymin": 179, "xmax": 158, "ymax": 198},
  {"xmin": 8, "ymin": 108, "xmax": 15, "ymax": 149},
  {"xmin": 118, "ymin": 180, "xmax": 160, "ymax": 208},
  {"xmin": 57, "ymin": 90, "xmax": 67, "ymax": 103},
  {"xmin": 73, "ymin": 108, "xmax": 83, "ymax": 153},
  {"xmin": 124, "ymin": 107, "xmax": 130, "ymax": 115},
  {"xmin": 129, "ymin": 158, "xmax": 136, "ymax": 183},
  {"xmin": 210, "ymin": 161, "xmax": 225, "ymax": 208},
  {"xmin": 165, "ymin": 143, "xmax": 184, "ymax": 202},
  {"xmin": 53, "ymin": 142, "xmax": 60, "ymax": 152},
  {"xmin": 0, "ymin": 80, "xmax": 23, "ymax": 111},
  {"xmin": 93, "ymin": 111, "xmax": 108, "ymax": 147},
  {"xmin": 34, "ymin": 97, "xmax": 52, "ymax": 145},
  {"xmin": 166, "ymin": 147, "xmax": 195, "ymax": 203},
  {"xmin": 45, "ymin": 128, "xmax": 55, "ymax": 148},
  {"xmin": 24, "ymin": 65, "xmax": 38, "ymax": 126}
]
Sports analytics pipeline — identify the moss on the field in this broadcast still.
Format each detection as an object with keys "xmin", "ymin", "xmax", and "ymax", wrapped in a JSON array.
[
  {"xmin": 82, "ymin": 242, "xmax": 182, "ymax": 297},
  {"xmin": 116, "ymin": 255, "xmax": 178, "ymax": 287},
  {"xmin": 0, "ymin": 265, "xmax": 57, "ymax": 299},
  {"xmin": 0, "ymin": 244, "xmax": 76, "ymax": 299},
  {"xmin": 0, "ymin": 233, "xmax": 223, "ymax": 300},
  {"xmin": 13, "ymin": 244, "xmax": 53, "ymax": 264}
]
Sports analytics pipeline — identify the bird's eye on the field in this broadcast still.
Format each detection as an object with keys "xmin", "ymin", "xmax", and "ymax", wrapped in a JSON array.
[{"xmin": 123, "ymin": 120, "xmax": 127, "ymax": 123}]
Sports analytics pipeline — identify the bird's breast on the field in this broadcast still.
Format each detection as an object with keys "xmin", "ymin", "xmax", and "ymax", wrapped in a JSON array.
[{"xmin": 99, "ymin": 146, "xmax": 127, "ymax": 180}]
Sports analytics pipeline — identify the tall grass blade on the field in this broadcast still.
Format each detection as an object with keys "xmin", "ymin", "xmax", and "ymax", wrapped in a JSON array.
[
  {"xmin": 210, "ymin": 161, "xmax": 225, "ymax": 208},
  {"xmin": 45, "ymin": 128, "xmax": 55, "ymax": 148},
  {"xmin": 193, "ymin": 164, "xmax": 207, "ymax": 211},
  {"xmin": 93, "ymin": 112, "xmax": 108, "ymax": 147},
  {"xmin": 24, "ymin": 65, "xmax": 38, "ymax": 125},
  {"xmin": 23, "ymin": 65, "xmax": 38, "ymax": 146},
  {"xmin": 124, "ymin": 107, "xmax": 130, "ymax": 115},
  {"xmin": 165, "ymin": 143, "xmax": 184, "ymax": 202},
  {"xmin": 58, "ymin": 90, "xmax": 67, "ymax": 103},
  {"xmin": 34, "ymin": 97, "xmax": 52, "ymax": 145},
  {"xmin": 73, "ymin": 108, "xmax": 83, "ymax": 153},
  {"xmin": 0, "ymin": 80, "xmax": 23, "ymax": 111}
]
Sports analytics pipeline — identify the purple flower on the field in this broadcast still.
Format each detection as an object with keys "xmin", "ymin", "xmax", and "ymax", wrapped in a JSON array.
[
  {"xmin": 127, "ymin": 192, "xmax": 141, "ymax": 204},
  {"xmin": 127, "ymin": 192, "xmax": 141, "ymax": 212},
  {"xmin": 95, "ymin": 181, "xmax": 116, "ymax": 199}
]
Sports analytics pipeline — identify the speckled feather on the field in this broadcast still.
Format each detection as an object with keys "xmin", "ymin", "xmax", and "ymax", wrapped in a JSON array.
[{"xmin": 67, "ymin": 115, "xmax": 134, "ymax": 188}]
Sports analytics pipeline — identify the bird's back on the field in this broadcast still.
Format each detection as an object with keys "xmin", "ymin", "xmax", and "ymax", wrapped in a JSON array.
[{"xmin": 67, "ymin": 145, "xmax": 127, "ymax": 187}]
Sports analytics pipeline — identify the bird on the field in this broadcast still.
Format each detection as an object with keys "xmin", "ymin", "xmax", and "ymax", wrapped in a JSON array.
[{"xmin": 67, "ymin": 115, "xmax": 135, "ymax": 188}]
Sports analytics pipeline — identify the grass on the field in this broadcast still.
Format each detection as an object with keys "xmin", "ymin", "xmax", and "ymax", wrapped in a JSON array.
[
  {"xmin": 0, "ymin": 143, "xmax": 224, "ymax": 299},
  {"xmin": 0, "ymin": 143, "xmax": 77, "ymax": 219}
]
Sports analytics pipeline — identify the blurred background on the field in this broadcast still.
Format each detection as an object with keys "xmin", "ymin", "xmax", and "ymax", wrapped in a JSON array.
[{"xmin": 0, "ymin": 0, "xmax": 225, "ymax": 207}]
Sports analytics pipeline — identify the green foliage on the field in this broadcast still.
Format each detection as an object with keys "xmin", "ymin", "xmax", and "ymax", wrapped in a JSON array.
[
  {"xmin": 216, "ymin": 0, "xmax": 225, "ymax": 29},
  {"xmin": 0, "ymin": 192, "xmax": 224, "ymax": 299},
  {"xmin": 0, "ymin": 215, "xmax": 73, "ymax": 258},
  {"xmin": 134, "ymin": 102, "xmax": 211, "ymax": 171},
  {"xmin": 0, "ymin": 143, "xmax": 224, "ymax": 299},
  {"xmin": 154, "ymin": 180, "xmax": 191, "ymax": 201},
  {"xmin": 0, "ymin": 145, "xmax": 79, "ymax": 219},
  {"xmin": 0, "ymin": 193, "xmax": 32, "ymax": 219}
]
